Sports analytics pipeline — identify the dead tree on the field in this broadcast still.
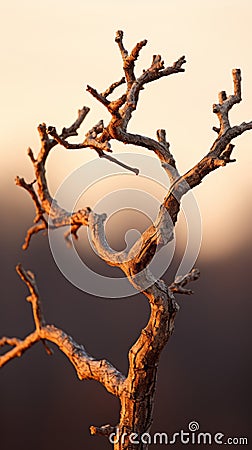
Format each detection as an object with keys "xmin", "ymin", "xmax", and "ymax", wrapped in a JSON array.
[{"xmin": 0, "ymin": 31, "xmax": 251, "ymax": 449}]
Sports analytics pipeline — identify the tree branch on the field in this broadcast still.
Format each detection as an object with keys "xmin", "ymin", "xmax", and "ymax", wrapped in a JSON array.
[
  {"xmin": 61, "ymin": 106, "xmax": 90, "ymax": 138},
  {"xmin": 0, "ymin": 266, "xmax": 125, "ymax": 397},
  {"xmin": 126, "ymin": 68, "xmax": 252, "ymax": 271}
]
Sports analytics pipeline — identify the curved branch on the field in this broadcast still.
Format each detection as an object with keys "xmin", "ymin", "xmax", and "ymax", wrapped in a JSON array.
[
  {"xmin": 40, "ymin": 325, "xmax": 125, "ymax": 396},
  {"xmin": 88, "ymin": 212, "xmax": 127, "ymax": 267},
  {"xmin": 0, "ymin": 266, "xmax": 125, "ymax": 397}
]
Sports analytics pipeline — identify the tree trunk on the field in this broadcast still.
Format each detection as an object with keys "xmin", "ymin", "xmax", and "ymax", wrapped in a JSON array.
[{"xmin": 114, "ymin": 376, "xmax": 157, "ymax": 450}]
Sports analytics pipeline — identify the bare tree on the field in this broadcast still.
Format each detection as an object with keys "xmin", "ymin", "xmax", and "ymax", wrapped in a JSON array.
[{"xmin": 0, "ymin": 31, "xmax": 251, "ymax": 449}]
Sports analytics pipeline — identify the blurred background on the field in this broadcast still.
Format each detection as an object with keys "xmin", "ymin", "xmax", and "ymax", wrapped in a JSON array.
[{"xmin": 1, "ymin": 1, "xmax": 251, "ymax": 449}]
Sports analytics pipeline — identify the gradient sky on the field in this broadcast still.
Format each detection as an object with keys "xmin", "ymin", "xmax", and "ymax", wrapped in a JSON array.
[{"xmin": 1, "ymin": 0, "xmax": 252, "ymax": 259}]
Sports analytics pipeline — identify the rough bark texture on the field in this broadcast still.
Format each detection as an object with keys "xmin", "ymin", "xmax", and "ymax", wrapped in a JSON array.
[{"xmin": 1, "ymin": 31, "xmax": 251, "ymax": 449}]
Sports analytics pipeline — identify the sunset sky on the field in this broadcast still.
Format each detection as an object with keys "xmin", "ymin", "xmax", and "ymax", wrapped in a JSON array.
[{"xmin": 1, "ymin": 0, "xmax": 252, "ymax": 259}]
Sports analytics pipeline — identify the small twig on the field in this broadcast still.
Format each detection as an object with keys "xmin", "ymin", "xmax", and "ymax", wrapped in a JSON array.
[
  {"xmin": 220, "ymin": 143, "xmax": 236, "ymax": 163},
  {"xmin": 85, "ymin": 120, "xmax": 104, "ymax": 139},
  {"xmin": 139, "ymin": 54, "xmax": 186, "ymax": 86},
  {"xmin": 90, "ymin": 424, "xmax": 116, "ymax": 437},
  {"xmin": 22, "ymin": 221, "xmax": 48, "ymax": 250},
  {"xmin": 115, "ymin": 30, "xmax": 128, "ymax": 60},
  {"xmin": 15, "ymin": 265, "xmax": 53, "ymax": 355},
  {"xmin": 100, "ymin": 153, "xmax": 139, "ymax": 175},
  {"xmin": 86, "ymin": 85, "xmax": 110, "ymax": 108},
  {"xmin": 16, "ymin": 264, "xmax": 45, "ymax": 330},
  {"xmin": 169, "ymin": 268, "xmax": 200, "ymax": 295},
  {"xmin": 15, "ymin": 176, "xmax": 45, "ymax": 222},
  {"xmin": 27, "ymin": 147, "xmax": 36, "ymax": 163},
  {"xmin": 102, "ymin": 77, "xmax": 125, "ymax": 98},
  {"xmin": 0, "ymin": 337, "xmax": 22, "ymax": 348},
  {"xmin": 87, "ymin": 84, "xmax": 123, "ymax": 117},
  {"xmin": 212, "ymin": 69, "xmax": 242, "ymax": 134},
  {"xmin": 115, "ymin": 30, "xmax": 147, "ymax": 86},
  {"xmin": 61, "ymin": 106, "xmax": 90, "ymax": 138},
  {"xmin": 47, "ymin": 126, "xmax": 140, "ymax": 174}
]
